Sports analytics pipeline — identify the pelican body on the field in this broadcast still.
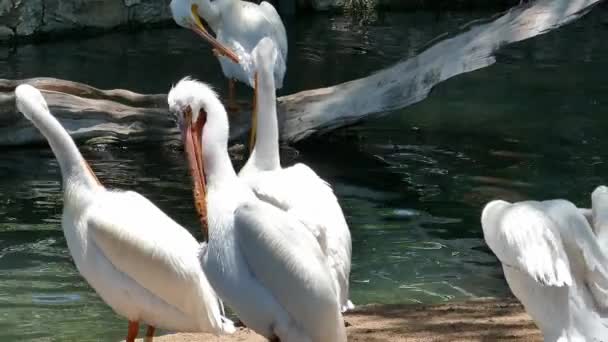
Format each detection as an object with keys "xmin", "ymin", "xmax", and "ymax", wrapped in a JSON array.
[
  {"xmin": 213, "ymin": 0, "xmax": 287, "ymax": 90},
  {"xmin": 15, "ymin": 85, "xmax": 234, "ymax": 341},
  {"xmin": 239, "ymin": 38, "xmax": 354, "ymax": 312},
  {"xmin": 169, "ymin": 78, "xmax": 346, "ymax": 342},
  {"xmin": 481, "ymin": 197, "xmax": 608, "ymax": 341}
]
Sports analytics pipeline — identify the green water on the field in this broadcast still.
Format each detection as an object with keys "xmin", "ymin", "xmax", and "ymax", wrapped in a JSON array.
[{"xmin": 1, "ymin": 7, "xmax": 607, "ymax": 341}]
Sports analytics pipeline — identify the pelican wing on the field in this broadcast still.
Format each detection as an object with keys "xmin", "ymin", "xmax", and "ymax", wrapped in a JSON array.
[
  {"xmin": 245, "ymin": 164, "xmax": 333, "ymax": 213},
  {"xmin": 237, "ymin": 0, "xmax": 287, "ymax": 59},
  {"xmin": 258, "ymin": 1, "xmax": 288, "ymax": 59},
  {"xmin": 541, "ymin": 199, "xmax": 608, "ymax": 309},
  {"xmin": 86, "ymin": 190, "xmax": 224, "ymax": 325},
  {"xmin": 579, "ymin": 207, "xmax": 593, "ymax": 227},
  {"xmin": 244, "ymin": 164, "xmax": 334, "ymax": 249},
  {"xmin": 481, "ymin": 200, "xmax": 573, "ymax": 287},
  {"xmin": 243, "ymin": 163, "xmax": 353, "ymax": 310},
  {"xmin": 234, "ymin": 200, "xmax": 347, "ymax": 342},
  {"xmin": 221, "ymin": 1, "xmax": 286, "ymax": 87}
]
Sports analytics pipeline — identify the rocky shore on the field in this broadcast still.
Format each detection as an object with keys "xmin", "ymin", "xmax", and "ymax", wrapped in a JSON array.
[{"xmin": 0, "ymin": 0, "xmax": 173, "ymax": 42}]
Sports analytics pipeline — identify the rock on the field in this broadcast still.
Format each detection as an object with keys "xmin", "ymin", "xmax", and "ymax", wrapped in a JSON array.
[
  {"xmin": 0, "ymin": 1, "xmax": 19, "ymax": 36},
  {"xmin": 15, "ymin": 1, "xmax": 43, "ymax": 37},
  {"xmin": 0, "ymin": 0, "xmax": 12, "ymax": 16},
  {"xmin": 0, "ymin": 25, "xmax": 14, "ymax": 40},
  {"xmin": 42, "ymin": 1, "xmax": 128, "ymax": 32},
  {"xmin": 128, "ymin": 0, "xmax": 172, "ymax": 25},
  {"xmin": 0, "ymin": 0, "xmax": 171, "ymax": 42},
  {"xmin": 311, "ymin": 0, "xmax": 345, "ymax": 11},
  {"xmin": 124, "ymin": 0, "xmax": 141, "ymax": 6}
]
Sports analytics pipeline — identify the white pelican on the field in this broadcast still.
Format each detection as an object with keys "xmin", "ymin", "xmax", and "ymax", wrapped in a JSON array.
[
  {"xmin": 168, "ymin": 78, "xmax": 346, "ymax": 341},
  {"xmin": 14, "ymin": 84, "xmax": 235, "ymax": 342},
  {"xmin": 481, "ymin": 198, "xmax": 608, "ymax": 341},
  {"xmin": 170, "ymin": 0, "xmax": 288, "ymax": 147},
  {"xmin": 170, "ymin": 0, "xmax": 287, "ymax": 105},
  {"xmin": 239, "ymin": 38, "xmax": 354, "ymax": 312}
]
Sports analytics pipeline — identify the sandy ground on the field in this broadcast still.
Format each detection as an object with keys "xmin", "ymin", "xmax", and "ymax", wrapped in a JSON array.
[{"xmin": 129, "ymin": 297, "xmax": 541, "ymax": 342}]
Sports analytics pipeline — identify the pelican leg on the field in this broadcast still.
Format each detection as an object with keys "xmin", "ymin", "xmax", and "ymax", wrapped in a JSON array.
[
  {"xmin": 126, "ymin": 321, "xmax": 139, "ymax": 342},
  {"xmin": 248, "ymin": 72, "xmax": 259, "ymax": 154},
  {"xmin": 144, "ymin": 326, "xmax": 155, "ymax": 342},
  {"xmin": 269, "ymin": 336, "xmax": 280, "ymax": 342}
]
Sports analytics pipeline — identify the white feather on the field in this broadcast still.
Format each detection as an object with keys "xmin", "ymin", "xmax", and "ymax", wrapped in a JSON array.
[
  {"xmin": 216, "ymin": 0, "xmax": 287, "ymax": 88},
  {"xmin": 239, "ymin": 38, "xmax": 354, "ymax": 312},
  {"xmin": 591, "ymin": 185, "xmax": 608, "ymax": 246},
  {"xmin": 235, "ymin": 200, "xmax": 347, "ymax": 342},
  {"xmin": 482, "ymin": 200, "xmax": 572, "ymax": 287},
  {"xmin": 481, "ymin": 199, "xmax": 608, "ymax": 340},
  {"xmin": 15, "ymin": 84, "xmax": 234, "ymax": 335},
  {"xmin": 169, "ymin": 78, "xmax": 346, "ymax": 341},
  {"xmin": 241, "ymin": 164, "xmax": 354, "ymax": 312}
]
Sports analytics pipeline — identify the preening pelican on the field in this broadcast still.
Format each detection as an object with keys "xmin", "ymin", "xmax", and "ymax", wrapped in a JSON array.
[
  {"xmin": 14, "ymin": 85, "xmax": 235, "ymax": 342},
  {"xmin": 170, "ymin": 0, "xmax": 288, "ymax": 148},
  {"xmin": 168, "ymin": 78, "xmax": 346, "ymax": 341},
  {"xmin": 239, "ymin": 38, "xmax": 354, "ymax": 312},
  {"xmin": 481, "ymin": 198, "xmax": 608, "ymax": 341},
  {"xmin": 170, "ymin": 0, "xmax": 287, "ymax": 105}
]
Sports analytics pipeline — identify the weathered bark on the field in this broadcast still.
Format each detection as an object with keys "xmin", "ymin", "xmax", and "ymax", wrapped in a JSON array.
[
  {"xmin": 0, "ymin": 83, "xmax": 173, "ymax": 146},
  {"xmin": 277, "ymin": 0, "xmax": 603, "ymax": 142},
  {"xmin": 0, "ymin": 78, "xmax": 166, "ymax": 108},
  {"xmin": 0, "ymin": 0, "xmax": 602, "ymax": 146}
]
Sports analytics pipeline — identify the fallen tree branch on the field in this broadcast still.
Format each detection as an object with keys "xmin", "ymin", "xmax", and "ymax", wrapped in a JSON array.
[{"xmin": 0, "ymin": 0, "xmax": 602, "ymax": 146}]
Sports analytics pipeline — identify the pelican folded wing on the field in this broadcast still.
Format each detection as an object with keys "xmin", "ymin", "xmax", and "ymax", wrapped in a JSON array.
[
  {"xmin": 234, "ymin": 200, "xmax": 347, "ymax": 342},
  {"xmin": 86, "ymin": 190, "xmax": 225, "ymax": 330},
  {"xmin": 482, "ymin": 200, "xmax": 573, "ymax": 287},
  {"xmin": 540, "ymin": 199, "xmax": 608, "ymax": 309}
]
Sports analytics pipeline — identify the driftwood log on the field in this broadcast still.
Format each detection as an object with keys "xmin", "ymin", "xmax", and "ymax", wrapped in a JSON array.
[{"xmin": 0, "ymin": 0, "xmax": 602, "ymax": 147}]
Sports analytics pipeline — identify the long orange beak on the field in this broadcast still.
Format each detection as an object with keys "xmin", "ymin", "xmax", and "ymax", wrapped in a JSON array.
[
  {"xmin": 190, "ymin": 4, "xmax": 239, "ymax": 64},
  {"xmin": 182, "ymin": 107, "xmax": 209, "ymax": 240}
]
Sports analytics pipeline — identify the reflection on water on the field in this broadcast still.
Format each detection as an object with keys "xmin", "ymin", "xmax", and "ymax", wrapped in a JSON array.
[{"xmin": 1, "ymin": 7, "xmax": 608, "ymax": 342}]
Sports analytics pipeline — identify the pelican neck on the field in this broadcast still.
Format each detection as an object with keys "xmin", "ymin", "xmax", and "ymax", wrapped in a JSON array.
[
  {"xmin": 199, "ymin": 111, "xmax": 239, "ymax": 188},
  {"xmin": 245, "ymin": 63, "xmax": 281, "ymax": 172},
  {"xmin": 28, "ymin": 105, "xmax": 99, "ymax": 191}
]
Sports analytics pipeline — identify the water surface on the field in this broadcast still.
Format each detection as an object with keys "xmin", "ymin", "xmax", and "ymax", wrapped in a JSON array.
[{"xmin": 1, "ymin": 8, "xmax": 607, "ymax": 341}]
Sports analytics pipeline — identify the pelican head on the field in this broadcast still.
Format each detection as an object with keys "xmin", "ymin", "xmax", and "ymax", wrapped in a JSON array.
[
  {"xmin": 480, "ymin": 200, "xmax": 510, "ymax": 237},
  {"xmin": 169, "ymin": 0, "xmax": 239, "ymax": 63},
  {"xmin": 15, "ymin": 84, "xmax": 49, "ymax": 121},
  {"xmin": 168, "ymin": 77, "xmax": 229, "ymax": 240},
  {"xmin": 252, "ymin": 37, "xmax": 279, "ymax": 75}
]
